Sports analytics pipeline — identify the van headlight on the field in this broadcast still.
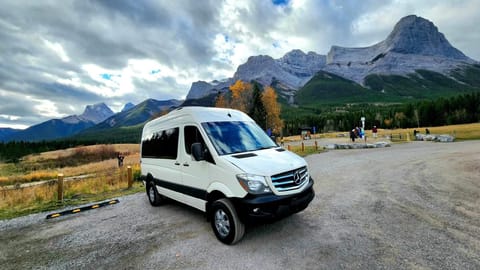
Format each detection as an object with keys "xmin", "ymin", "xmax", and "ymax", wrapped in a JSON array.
[{"xmin": 236, "ymin": 174, "xmax": 272, "ymax": 194}]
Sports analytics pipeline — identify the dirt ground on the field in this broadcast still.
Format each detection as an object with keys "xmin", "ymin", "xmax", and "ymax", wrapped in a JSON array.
[{"xmin": 1, "ymin": 140, "xmax": 479, "ymax": 269}]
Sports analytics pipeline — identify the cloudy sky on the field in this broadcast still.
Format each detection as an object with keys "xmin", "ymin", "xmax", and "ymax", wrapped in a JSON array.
[{"xmin": 1, "ymin": 0, "xmax": 479, "ymax": 129}]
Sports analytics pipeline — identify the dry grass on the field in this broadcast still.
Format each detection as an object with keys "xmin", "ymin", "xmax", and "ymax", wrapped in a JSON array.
[
  {"xmin": 22, "ymin": 144, "xmax": 139, "ymax": 163},
  {"xmin": 283, "ymin": 123, "xmax": 480, "ymax": 142},
  {"xmin": 0, "ymin": 164, "xmax": 142, "ymax": 219},
  {"xmin": 287, "ymin": 144, "xmax": 325, "ymax": 157},
  {"xmin": 0, "ymin": 144, "xmax": 142, "ymax": 219},
  {"xmin": 0, "ymin": 145, "xmax": 140, "ymax": 186}
]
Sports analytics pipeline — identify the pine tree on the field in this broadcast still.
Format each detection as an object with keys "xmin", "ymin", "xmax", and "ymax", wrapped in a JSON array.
[{"xmin": 248, "ymin": 83, "xmax": 266, "ymax": 128}]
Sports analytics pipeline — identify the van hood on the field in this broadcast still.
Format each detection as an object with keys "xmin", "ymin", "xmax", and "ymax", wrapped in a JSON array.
[{"xmin": 223, "ymin": 148, "xmax": 306, "ymax": 176}]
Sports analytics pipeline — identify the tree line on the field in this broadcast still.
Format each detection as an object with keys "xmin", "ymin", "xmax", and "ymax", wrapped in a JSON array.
[
  {"xmin": 282, "ymin": 92, "xmax": 480, "ymax": 135},
  {"xmin": 0, "ymin": 140, "xmax": 99, "ymax": 163}
]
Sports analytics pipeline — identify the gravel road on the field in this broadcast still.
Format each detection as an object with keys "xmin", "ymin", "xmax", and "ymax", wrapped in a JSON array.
[{"xmin": 1, "ymin": 141, "xmax": 479, "ymax": 269}]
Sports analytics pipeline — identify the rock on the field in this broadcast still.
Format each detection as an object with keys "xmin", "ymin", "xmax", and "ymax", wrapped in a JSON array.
[
  {"xmin": 321, "ymin": 15, "xmax": 475, "ymax": 84},
  {"xmin": 185, "ymin": 79, "xmax": 233, "ymax": 100},
  {"xmin": 80, "ymin": 103, "xmax": 114, "ymax": 124},
  {"xmin": 233, "ymin": 50, "xmax": 326, "ymax": 94},
  {"xmin": 325, "ymin": 144, "xmax": 337, "ymax": 150},
  {"xmin": 416, "ymin": 133, "xmax": 455, "ymax": 142},
  {"xmin": 435, "ymin": 135, "xmax": 455, "ymax": 142},
  {"xmin": 374, "ymin": 142, "xmax": 391, "ymax": 148},
  {"xmin": 328, "ymin": 142, "xmax": 391, "ymax": 150}
]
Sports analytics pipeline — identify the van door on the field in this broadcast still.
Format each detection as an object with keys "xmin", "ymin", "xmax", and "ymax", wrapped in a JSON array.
[{"xmin": 180, "ymin": 125, "xmax": 212, "ymax": 211}]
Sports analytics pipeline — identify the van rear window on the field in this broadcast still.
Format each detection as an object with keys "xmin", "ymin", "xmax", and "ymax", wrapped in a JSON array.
[{"xmin": 141, "ymin": 127, "xmax": 179, "ymax": 159}]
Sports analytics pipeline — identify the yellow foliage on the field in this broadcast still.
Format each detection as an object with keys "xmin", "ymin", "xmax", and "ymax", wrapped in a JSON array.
[
  {"xmin": 262, "ymin": 86, "xmax": 284, "ymax": 134},
  {"xmin": 215, "ymin": 93, "xmax": 229, "ymax": 108},
  {"xmin": 229, "ymin": 80, "xmax": 252, "ymax": 113}
]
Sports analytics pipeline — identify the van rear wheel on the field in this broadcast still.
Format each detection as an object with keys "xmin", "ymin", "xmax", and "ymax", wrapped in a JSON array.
[
  {"xmin": 211, "ymin": 198, "xmax": 245, "ymax": 245},
  {"xmin": 147, "ymin": 183, "xmax": 164, "ymax": 206}
]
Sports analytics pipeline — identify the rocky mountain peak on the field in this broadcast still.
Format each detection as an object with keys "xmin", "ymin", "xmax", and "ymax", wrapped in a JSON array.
[
  {"xmin": 384, "ymin": 15, "xmax": 468, "ymax": 59},
  {"xmin": 121, "ymin": 102, "xmax": 135, "ymax": 112},
  {"xmin": 80, "ymin": 103, "xmax": 114, "ymax": 124},
  {"xmin": 324, "ymin": 15, "xmax": 475, "ymax": 84}
]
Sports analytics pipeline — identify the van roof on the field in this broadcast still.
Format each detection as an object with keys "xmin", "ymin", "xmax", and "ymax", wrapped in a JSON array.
[{"xmin": 144, "ymin": 106, "xmax": 254, "ymax": 129}]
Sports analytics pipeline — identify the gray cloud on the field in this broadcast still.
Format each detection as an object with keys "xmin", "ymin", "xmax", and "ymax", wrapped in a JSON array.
[{"xmin": 0, "ymin": 0, "xmax": 478, "ymax": 129}]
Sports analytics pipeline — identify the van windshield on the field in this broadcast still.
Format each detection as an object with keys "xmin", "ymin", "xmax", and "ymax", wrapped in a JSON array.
[{"xmin": 202, "ymin": 121, "xmax": 277, "ymax": 155}]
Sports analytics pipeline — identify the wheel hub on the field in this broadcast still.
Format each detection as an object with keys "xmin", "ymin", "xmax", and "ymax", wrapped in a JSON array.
[
  {"xmin": 148, "ymin": 186, "xmax": 155, "ymax": 202},
  {"xmin": 214, "ymin": 209, "xmax": 230, "ymax": 237}
]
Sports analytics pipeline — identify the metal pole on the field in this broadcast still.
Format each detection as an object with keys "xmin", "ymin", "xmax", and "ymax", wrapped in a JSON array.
[{"xmin": 57, "ymin": 173, "xmax": 64, "ymax": 201}]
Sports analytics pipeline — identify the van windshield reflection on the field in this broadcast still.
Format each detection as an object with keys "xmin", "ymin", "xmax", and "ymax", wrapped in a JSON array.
[{"xmin": 202, "ymin": 121, "xmax": 276, "ymax": 155}]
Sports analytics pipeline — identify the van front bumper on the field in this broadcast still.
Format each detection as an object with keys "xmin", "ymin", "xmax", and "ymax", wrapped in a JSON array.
[{"xmin": 234, "ymin": 178, "xmax": 315, "ymax": 223}]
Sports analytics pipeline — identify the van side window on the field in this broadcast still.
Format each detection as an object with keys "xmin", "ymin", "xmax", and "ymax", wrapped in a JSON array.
[
  {"xmin": 184, "ymin": 126, "xmax": 215, "ymax": 163},
  {"xmin": 184, "ymin": 126, "xmax": 206, "ymax": 154},
  {"xmin": 141, "ymin": 127, "xmax": 179, "ymax": 159}
]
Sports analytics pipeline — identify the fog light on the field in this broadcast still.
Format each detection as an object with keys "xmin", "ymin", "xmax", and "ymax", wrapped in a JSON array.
[{"xmin": 253, "ymin": 208, "xmax": 260, "ymax": 213}]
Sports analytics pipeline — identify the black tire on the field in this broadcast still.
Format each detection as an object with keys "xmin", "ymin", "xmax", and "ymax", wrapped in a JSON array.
[
  {"xmin": 210, "ymin": 198, "xmax": 245, "ymax": 245},
  {"xmin": 146, "ymin": 183, "xmax": 164, "ymax": 206}
]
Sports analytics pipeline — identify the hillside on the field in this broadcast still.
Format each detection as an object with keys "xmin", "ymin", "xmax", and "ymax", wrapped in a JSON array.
[
  {"xmin": 295, "ymin": 65, "xmax": 480, "ymax": 106},
  {"xmin": 295, "ymin": 71, "xmax": 383, "ymax": 105}
]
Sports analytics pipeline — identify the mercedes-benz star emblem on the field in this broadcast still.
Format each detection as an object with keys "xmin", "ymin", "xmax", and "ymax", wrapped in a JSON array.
[{"xmin": 293, "ymin": 171, "xmax": 302, "ymax": 185}]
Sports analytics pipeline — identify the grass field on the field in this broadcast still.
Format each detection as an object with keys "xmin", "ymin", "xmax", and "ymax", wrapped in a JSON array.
[
  {"xmin": 0, "ymin": 144, "xmax": 143, "ymax": 220},
  {"xmin": 283, "ymin": 122, "xmax": 480, "ymax": 142}
]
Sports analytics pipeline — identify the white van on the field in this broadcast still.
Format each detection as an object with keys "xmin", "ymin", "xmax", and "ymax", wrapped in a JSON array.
[{"xmin": 140, "ymin": 107, "xmax": 314, "ymax": 244}]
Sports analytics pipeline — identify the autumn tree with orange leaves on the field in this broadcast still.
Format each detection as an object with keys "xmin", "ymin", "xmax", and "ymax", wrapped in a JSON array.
[
  {"xmin": 215, "ymin": 80, "xmax": 283, "ymax": 134},
  {"xmin": 215, "ymin": 79, "xmax": 253, "ymax": 112},
  {"xmin": 229, "ymin": 80, "xmax": 253, "ymax": 112},
  {"xmin": 262, "ymin": 86, "xmax": 283, "ymax": 134}
]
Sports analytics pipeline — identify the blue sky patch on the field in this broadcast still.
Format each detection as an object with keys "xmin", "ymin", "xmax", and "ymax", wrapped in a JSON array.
[
  {"xmin": 272, "ymin": 0, "xmax": 289, "ymax": 6},
  {"xmin": 101, "ymin": 73, "xmax": 112, "ymax": 80},
  {"xmin": 151, "ymin": 69, "xmax": 161, "ymax": 74}
]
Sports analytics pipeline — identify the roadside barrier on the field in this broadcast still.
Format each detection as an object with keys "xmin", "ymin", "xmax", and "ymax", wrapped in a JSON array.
[{"xmin": 46, "ymin": 199, "xmax": 120, "ymax": 219}]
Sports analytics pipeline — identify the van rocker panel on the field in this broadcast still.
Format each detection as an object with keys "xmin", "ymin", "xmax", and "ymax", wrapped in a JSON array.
[
  {"xmin": 233, "ymin": 178, "xmax": 315, "ymax": 223},
  {"xmin": 153, "ymin": 177, "xmax": 207, "ymax": 200}
]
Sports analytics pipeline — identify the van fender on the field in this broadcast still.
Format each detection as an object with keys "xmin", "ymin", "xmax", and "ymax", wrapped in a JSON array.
[{"xmin": 206, "ymin": 182, "xmax": 235, "ymax": 198}]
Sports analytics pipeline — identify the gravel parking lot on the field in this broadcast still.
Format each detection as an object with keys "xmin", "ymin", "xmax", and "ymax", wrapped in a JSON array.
[{"xmin": 1, "ymin": 141, "xmax": 479, "ymax": 269}]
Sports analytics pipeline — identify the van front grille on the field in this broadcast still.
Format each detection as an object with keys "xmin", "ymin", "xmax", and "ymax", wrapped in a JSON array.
[{"xmin": 270, "ymin": 166, "xmax": 308, "ymax": 192}]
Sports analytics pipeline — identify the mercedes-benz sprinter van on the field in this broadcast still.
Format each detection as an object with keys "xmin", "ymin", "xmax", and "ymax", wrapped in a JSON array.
[{"xmin": 140, "ymin": 107, "xmax": 314, "ymax": 244}]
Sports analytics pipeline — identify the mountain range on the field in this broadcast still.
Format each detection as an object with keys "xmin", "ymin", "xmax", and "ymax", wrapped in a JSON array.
[
  {"xmin": 185, "ymin": 15, "xmax": 477, "ymax": 104},
  {"xmin": 0, "ymin": 99, "xmax": 182, "ymax": 142},
  {"xmin": 1, "ymin": 103, "xmax": 114, "ymax": 142},
  {"xmin": 2, "ymin": 15, "xmax": 479, "ymax": 143}
]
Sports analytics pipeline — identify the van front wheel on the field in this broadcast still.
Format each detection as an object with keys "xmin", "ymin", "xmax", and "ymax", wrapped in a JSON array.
[
  {"xmin": 211, "ymin": 198, "xmax": 245, "ymax": 245},
  {"xmin": 147, "ymin": 183, "xmax": 164, "ymax": 206}
]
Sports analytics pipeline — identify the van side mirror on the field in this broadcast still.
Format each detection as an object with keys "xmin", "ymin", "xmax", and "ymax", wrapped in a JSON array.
[{"xmin": 191, "ymin": 143, "xmax": 205, "ymax": 161}]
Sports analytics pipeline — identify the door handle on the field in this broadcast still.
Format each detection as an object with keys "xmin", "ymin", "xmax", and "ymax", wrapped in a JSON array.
[
  {"xmin": 183, "ymin": 163, "xmax": 189, "ymax": 167},
  {"xmin": 174, "ymin": 162, "xmax": 180, "ymax": 166}
]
